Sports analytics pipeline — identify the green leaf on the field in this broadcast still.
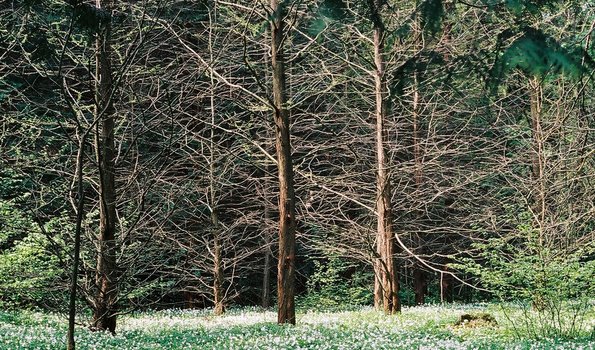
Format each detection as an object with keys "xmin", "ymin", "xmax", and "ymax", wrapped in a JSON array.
[{"xmin": 489, "ymin": 27, "xmax": 584, "ymax": 90}]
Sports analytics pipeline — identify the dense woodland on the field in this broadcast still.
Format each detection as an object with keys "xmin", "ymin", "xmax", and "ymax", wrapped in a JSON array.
[{"xmin": 0, "ymin": 0, "xmax": 593, "ymax": 345}]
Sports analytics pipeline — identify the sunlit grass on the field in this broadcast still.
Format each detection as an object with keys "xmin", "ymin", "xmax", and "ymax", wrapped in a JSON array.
[{"xmin": 1, "ymin": 304, "xmax": 593, "ymax": 349}]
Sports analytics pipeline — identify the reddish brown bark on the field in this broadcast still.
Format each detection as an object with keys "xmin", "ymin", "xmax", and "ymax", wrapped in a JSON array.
[
  {"xmin": 372, "ymin": 0, "xmax": 400, "ymax": 314},
  {"xmin": 271, "ymin": 0, "xmax": 297, "ymax": 325}
]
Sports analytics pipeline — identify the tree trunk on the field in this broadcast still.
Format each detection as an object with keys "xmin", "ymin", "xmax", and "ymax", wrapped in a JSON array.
[
  {"xmin": 411, "ymin": 58, "xmax": 426, "ymax": 307},
  {"xmin": 413, "ymin": 267, "xmax": 426, "ymax": 305},
  {"xmin": 210, "ymin": 197, "xmax": 223, "ymax": 315},
  {"xmin": 261, "ymin": 35, "xmax": 273, "ymax": 311},
  {"xmin": 212, "ymin": 225, "xmax": 225, "ymax": 315},
  {"xmin": 210, "ymin": 176, "xmax": 224, "ymax": 315},
  {"xmin": 271, "ymin": 0, "xmax": 297, "ymax": 325},
  {"xmin": 440, "ymin": 265, "xmax": 454, "ymax": 303},
  {"xmin": 529, "ymin": 77, "xmax": 546, "ymax": 244},
  {"xmin": 372, "ymin": 0, "xmax": 400, "ymax": 314},
  {"xmin": 528, "ymin": 78, "xmax": 548, "ymax": 311},
  {"xmin": 261, "ymin": 200, "xmax": 272, "ymax": 308},
  {"xmin": 92, "ymin": 0, "xmax": 118, "ymax": 334},
  {"xmin": 67, "ymin": 136, "xmax": 87, "ymax": 349},
  {"xmin": 411, "ymin": 9, "xmax": 426, "ymax": 307},
  {"xmin": 207, "ymin": 10, "xmax": 225, "ymax": 315}
]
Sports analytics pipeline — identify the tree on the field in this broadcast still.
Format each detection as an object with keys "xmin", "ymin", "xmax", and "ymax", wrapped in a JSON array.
[
  {"xmin": 369, "ymin": 0, "xmax": 400, "ymax": 314},
  {"xmin": 92, "ymin": 0, "xmax": 119, "ymax": 333},
  {"xmin": 271, "ymin": 0, "xmax": 297, "ymax": 325}
]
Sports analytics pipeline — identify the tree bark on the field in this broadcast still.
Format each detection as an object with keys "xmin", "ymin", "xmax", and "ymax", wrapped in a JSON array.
[
  {"xmin": 529, "ymin": 77, "xmax": 546, "ymax": 245},
  {"xmin": 210, "ymin": 181, "xmax": 223, "ymax": 315},
  {"xmin": 261, "ymin": 199, "xmax": 272, "ymax": 308},
  {"xmin": 411, "ymin": 8, "xmax": 427, "ymax": 307},
  {"xmin": 92, "ymin": 0, "xmax": 118, "ymax": 334},
  {"xmin": 207, "ymin": 9, "xmax": 225, "ymax": 315},
  {"xmin": 440, "ymin": 265, "xmax": 454, "ymax": 303},
  {"xmin": 271, "ymin": 0, "xmax": 297, "ymax": 325},
  {"xmin": 212, "ymin": 223, "xmax": 224, "ymax": 315},
  {"xmin": 210, "ymin": 149, "xmax": 224, "ymax": 315},
  {"xmin": 372, "ymin": 0, "xmax": 400, "ymax": 314},
  {"xmin": 413, "ymin": 267, "xmax": 426, "ymax": 305},
  {"xmin": 67, "ymin": 136, "xmax": 87, "ymax": 349},
  {"xmin": 261, "ymin": 36, "xmax": 273, "ymax": 311}
]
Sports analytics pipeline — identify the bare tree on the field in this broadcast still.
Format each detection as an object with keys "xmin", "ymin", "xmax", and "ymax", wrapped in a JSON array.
[
  {"xmin": 270, "ymin": 0, "xmax": 297, "ymax": 324},
  {"xmin": 92, "ymin": 0, "xmax": 119, "ymax": 333}
]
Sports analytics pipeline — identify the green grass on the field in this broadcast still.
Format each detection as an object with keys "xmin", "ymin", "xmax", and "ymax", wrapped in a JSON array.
[{"xmin": 0, "ymin": 304, "xmax": 593, "ymax": 349}]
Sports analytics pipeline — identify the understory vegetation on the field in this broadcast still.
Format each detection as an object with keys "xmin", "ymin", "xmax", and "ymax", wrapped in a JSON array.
[{"xmin": 1, "ymin": 304, "xmax": 594, "ymax": 350}]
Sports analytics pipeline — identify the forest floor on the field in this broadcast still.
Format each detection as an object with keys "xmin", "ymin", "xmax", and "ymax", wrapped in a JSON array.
[{"xmin": 1, "ymin": 303, "xmax": 594, "ymax": 349}]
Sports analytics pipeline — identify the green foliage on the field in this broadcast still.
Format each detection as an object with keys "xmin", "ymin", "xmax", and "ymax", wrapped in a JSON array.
[
  {"xmin": 420, "ymin": 0, "xmax": 444, "ymax": 35},
  {"xmin": 481, "ymin": 0, "xmax": 562, "ymax": 14},
  {"xmin": 489, "ymin": 27, "xmax": 585, "ymax": 92},
  {"xmin": 309, "ymin": 0, "xmax": 348, "ymax": 37},
  {"xmin": 0, "ymin": 201, "xmax": 66, "ymax": 309},
  {"xmin": 456, "ymin": 211, "xmax": 595, "ymax": 339},
  {"xmin": 503, "ymin": 0, "xmax": 561, "ymax": 15},
  {"xmin": 0, "ymin": 233, "xmax": 65, "ymax": 309},
  {"xmin": 0, "ymin": 201, "xmax": 32, "ymax": 249},
  {"xmin": 318, "ymin": 0, "xmax": 347, "ymax": 20},
  {"xmin": 400, "ymin": 281, "xmax": 447, "ymax": 306},
  {"xmin": 298, "ymin": 257, "xmax": 373, "ymax": 311},
  {"xmin": 504, "ymin": 28, "xmax": 581, "ymax": 77},
  {"xmin": 308, "ymin": 17, "xmax": 328, "ymax": 37}
]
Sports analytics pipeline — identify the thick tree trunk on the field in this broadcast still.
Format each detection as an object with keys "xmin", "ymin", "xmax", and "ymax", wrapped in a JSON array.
[
  {"xmin": 271, "ymin": 0, "xmax": 296, "ymax": 325},
  {"xmin": 372, "ymin": 0, "xmax": 400, "ymax": 314},
  {"xmin": 92, "ymin": 0, "xmax": 118, "ymax": 334}
]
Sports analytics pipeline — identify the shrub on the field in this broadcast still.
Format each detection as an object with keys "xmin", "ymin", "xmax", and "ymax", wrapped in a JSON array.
[
  {"xmin": 0, "ymin": 201, "xmax": 66, "ymax": 309},
  {"xmin": 298, "ymin": 257, "xmax": 373, "ymax": 311},
  {"xmin": 457, "ymin": 213, "xmax": 595, "ymax": 339}
]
